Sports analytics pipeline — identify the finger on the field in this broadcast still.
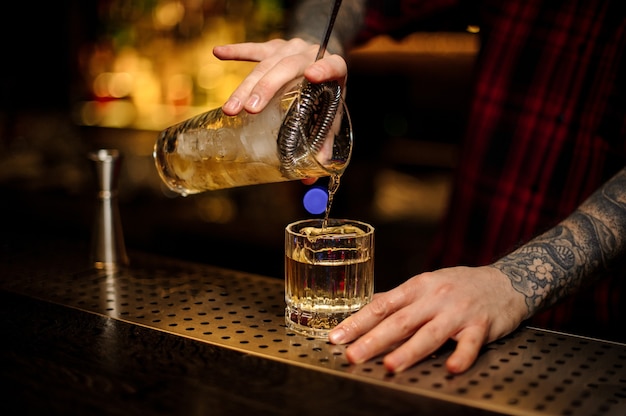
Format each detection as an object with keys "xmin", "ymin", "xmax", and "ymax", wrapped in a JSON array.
[
  {"xmin": 328, "ymin": 288, "xmax": 410, "ymax": 346},
  {"xmin": 221, "ymin": 48, "xmax": 292, "ymax": 114},
  {"xmin": 213, "ymin": 39, "xmax": 287, "ymax": 63},
  {"xmin": 445, "ymin": 326, "xmax": 488, "ymax": 374},
  {"xmin": 218, "ymin": 39, "xmax": 319, "ymax": 114},
  {"xmin": 222, "ymin": 50, "xmax": 295, "ymax": 115},
  {"xmin": 241, "ymin": 52, "xmax": 322, "ymax": 113},
  {"xmin": 304, "ymin": 54, "xmax": 348, "ymax": 85},
  {"xmin": 340, "ymin": 295, "xmax": 435, "ymax": 365},
  {"xmin": 221, "ymin": 66, "xmax": 268, "ymax": 115},
  {"xmin": 382, "ymin": 318, "xmax": 454, "ymax": 373},
  {"xmin": 343, "ymin": 320, "xmax": 415, "ymax": 366},
  {"xmin": 223, "ymin": 50, "xmax": 315, "ymax": 115}
]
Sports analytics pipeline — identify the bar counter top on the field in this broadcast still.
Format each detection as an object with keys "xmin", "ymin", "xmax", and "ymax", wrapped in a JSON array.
[{"xmin": 1, "ymin": 232, "xmax": 625, "ymax": 416}]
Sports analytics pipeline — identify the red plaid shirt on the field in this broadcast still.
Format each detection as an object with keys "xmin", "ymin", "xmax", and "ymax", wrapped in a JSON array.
[{"xmin": 359, "ymin": 0, "xmax": 626, "ymax": 340}]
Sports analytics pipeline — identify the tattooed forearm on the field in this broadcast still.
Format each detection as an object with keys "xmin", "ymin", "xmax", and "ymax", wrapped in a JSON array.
[{"xmin": 493, "ymin": 167, "xmax": 626, "ymax": 318}]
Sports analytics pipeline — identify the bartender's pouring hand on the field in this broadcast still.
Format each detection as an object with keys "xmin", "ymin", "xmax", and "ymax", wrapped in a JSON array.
[
  {"xmin": 328, "ymin": 265, "xmax": 529, "ymax": 374},
  {"xmin": 213, "ymin": 38, "xmax": 348, "ymax": 116}
]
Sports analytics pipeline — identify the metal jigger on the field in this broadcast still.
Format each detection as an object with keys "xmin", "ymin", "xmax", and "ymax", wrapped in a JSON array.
[{"xmin": 89, "ymin": 149, "xmax": 129, "ymax": 271}]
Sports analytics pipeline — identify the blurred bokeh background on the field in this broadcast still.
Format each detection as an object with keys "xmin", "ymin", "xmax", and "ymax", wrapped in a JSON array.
[{"xmin": 1, "ymin": 0, "xmax": 477, "ymax": 291}]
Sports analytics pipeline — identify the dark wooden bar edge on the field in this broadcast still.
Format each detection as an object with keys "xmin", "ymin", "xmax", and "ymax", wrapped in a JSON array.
[
  {"xmin": 0, "ymin": 290, "xmax": 496, "ymax": 416},
  {"xmin": 2, "ymin": 231, "xmax": 625, "ymax": 415}
]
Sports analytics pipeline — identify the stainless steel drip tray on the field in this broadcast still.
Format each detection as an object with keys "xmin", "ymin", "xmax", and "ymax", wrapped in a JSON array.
[{"xmin": 2, "ymin": 249, "xmax": 625, "ymax": 416}]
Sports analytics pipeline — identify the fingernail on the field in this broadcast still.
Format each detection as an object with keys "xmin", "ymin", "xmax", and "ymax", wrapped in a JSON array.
[
  {"xmin": 383, "ymin": 354, "xmax": 405, "ymax": 373},
  {"xmin": 346, "ymin": 343, "xmax": 366, "ymax": 364},
  {"xmin": 246, "ymin": 94, "xmax": 260, "ymax": 110},
  {"xmin": 223, "ymin": 98, "xmax": 240, "ymax": 114},
  {"xmin": 328, "ymin": 328, "xmax": 346, "ymax": 344},
  {"xmin": 445, "ymin": 356, "xmax": 464, "ymax": 374}
]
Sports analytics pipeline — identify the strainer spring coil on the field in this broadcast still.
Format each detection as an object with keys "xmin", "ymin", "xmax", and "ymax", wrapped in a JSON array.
[{"xmin": 278, "ymin": 80, "xmax": 341, "ymax": 177}]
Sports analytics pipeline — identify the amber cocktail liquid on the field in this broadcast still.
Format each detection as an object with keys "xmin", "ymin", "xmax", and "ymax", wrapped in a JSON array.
[
  {"xmin": 153, "ymin": 79, "xmax": 352, "ymax": 195},
  {"xmin": 285, "ymin": 219, "xmax": 374, "ymax": 338}
]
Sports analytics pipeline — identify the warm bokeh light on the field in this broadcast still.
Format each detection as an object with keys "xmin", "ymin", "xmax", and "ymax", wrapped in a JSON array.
[
  {"xmin": 153, "ymin": 1, "xmax": 185, "ymax": 29},
  {"xmin": 197, "ymin": 63, "xmax": 225, "ymax": 90},
  {"xmin": 75, "ymin": 0, "xmax": 284, "ymax": 131},
  {"xmin": 109, "ymin": 72, "xmax": 134, "ymax": 98},
  {"xmin": 196, "ymin": 194, "xmax": 237, "ymax": 223},
  {"xmin": 166, "ymin": 73, "xmax": 193, "ymax": 106}
]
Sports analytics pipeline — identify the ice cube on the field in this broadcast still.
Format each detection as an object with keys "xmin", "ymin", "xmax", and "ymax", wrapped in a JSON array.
[
  {"xmin": 177, "ymin": 128, "xmax": 238, "ymax": 160},
  {"xmin": 300, "ymin": 224, "xmax": 365, "ymax": 239}
]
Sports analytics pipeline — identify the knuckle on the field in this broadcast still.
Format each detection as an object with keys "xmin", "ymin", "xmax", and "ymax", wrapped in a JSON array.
[
  {"xmin": 420, "ymin": 322, "xmax": 446, "ymax": 343},
  {"xmin": 283, "ymin": 38, "xmax": 312, "ymax": 54},
  {"xmin": 252, "ymin": 77, "xmax": 273, "ymax": 95},
  {"xmin": 288, "ymin": 37, "xmax": 307, "ymax": 48},
  {"xmin": 393, "ymin": 311, "xmax": 418, "ymax": 337},
  {"xmin": 433, "ymin": 281, "xmax": 455, "ymax": 297},
  {"xmin": 268, "ymin": 38, "xmax": 285, "ymax": 46},
  {"xmin": 366, "ymin": 296, "xmax": 391, "ymax": 319}
]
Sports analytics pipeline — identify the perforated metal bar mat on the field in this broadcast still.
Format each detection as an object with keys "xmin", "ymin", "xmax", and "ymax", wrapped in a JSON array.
[{"xmin": 2, "ymin": 247, "xmax": 625, "ymax": 416}]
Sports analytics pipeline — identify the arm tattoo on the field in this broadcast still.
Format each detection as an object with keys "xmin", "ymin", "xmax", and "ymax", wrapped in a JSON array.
[
  {"xmin": 286, "ymin": 0, "xmax": 368, "ymax": 55},
  {"xmin": 493, "ymin": 167, "xmax": 626, "ymax": 318}
]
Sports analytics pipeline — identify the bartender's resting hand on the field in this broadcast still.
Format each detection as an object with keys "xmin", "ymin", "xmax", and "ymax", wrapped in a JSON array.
[
  {"xmin": 213, "ymin": 38, "xmax": 348, "ymax": 116},
  {"xmin": 215, "ymin": 38, "xmax": 528, "ymax": 374},
  {"xmin": 329, "ymin": 266, "xmax": 529, "ymax": 374}
]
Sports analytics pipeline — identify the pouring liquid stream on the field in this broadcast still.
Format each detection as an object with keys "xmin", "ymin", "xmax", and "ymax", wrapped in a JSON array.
[
  {"xmin": 317, "ymin": 0, "xmax": 344, "ymax": 230},
  {"xmin": 322, "ymin": 173, "xmax": 341, "ymax": 228}
]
